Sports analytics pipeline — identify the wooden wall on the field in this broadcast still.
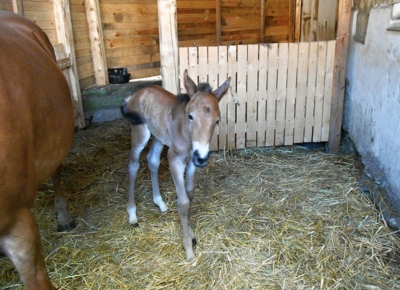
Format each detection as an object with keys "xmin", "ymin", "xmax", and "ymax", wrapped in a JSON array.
[
  {"xmin": 177, "ymin": 0, "xmax": 295, "ymax": 47},
  {"xmin": 0, "ymin": 0, "xmax": 12, "ymax": 11},
  {"xmin": 71, "ymin": 0, "xmax": 94, "ymax": 90},
  {"xmin": 1, "ymin": 0, "xmax": 340, "ymax": 88},
  {"xmin": 300, "ymin": 0, "xmax": 339, "ymax": 42},
  {"xmin": 21, "ymin": 0, "xmax": 57, "ymax": 43},
  {"xmin": 100, "ymin": 0, "xmax": 160, "ymax": 80}
]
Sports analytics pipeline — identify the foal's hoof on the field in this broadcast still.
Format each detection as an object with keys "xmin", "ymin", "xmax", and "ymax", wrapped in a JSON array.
[
  {"xmin": 130, "ymin": 222, "xmax": 139, "ymax": 228},
  {"xmin": 57, "ymin": 219, "xmax": 77, "ymax": 232}
]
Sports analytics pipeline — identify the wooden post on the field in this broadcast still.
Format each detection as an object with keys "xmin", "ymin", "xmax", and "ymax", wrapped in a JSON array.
[
  {"xmin": 327, "ymin": 0, "xmax": 352, "ymax": 152},
  {"xmin": 53, "ymin": 0, "xmax": 85, "ymax": 128},
  {"xmin": 260, "ymin": 0, "xmax": 265, "ymax": 43},
  {"xmin": 158, "ymin": 0, "xmax": 179, "ymax": 94},
  {"xmin": 12, "ymin": 0, "xmax": 23, "ymax": 15},
  {"xmin": 85, "ymin": 0, "xmax": 108, "ymax": 86},
  {"xmin": 216, "ymin": 0, "xmax": 221, "ymax": 45},
  {"xmin": 294, "ymin": 0, "xmax": 302, "ymax": 42}
]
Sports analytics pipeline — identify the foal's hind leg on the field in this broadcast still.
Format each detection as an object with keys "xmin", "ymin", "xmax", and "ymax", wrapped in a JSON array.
[
  {"xmin": 147, "ymin": 138, "xmax": 168, "ymax": 213},
  {"xmin": 52, "ymin": 165, "xmax": 76, "ymax": 232},
  {"xmin": 127, "ymin": 124, "xmax": 151, "ymax": 226}
]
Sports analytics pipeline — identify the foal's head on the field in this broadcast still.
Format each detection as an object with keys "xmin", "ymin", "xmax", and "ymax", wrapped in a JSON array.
[{"xmin": 182, "ymin": 69, "xmax": 231, "ymax": 167}]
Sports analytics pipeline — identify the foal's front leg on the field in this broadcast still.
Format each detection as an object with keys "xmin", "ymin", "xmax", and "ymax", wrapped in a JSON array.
[
  {"xmin": 168, "ymin": 149, "xmax": 195, "ymax": 262},
  {"xmin": 185, "ymin": 157, "xmax": 197, "ymax": 244}
]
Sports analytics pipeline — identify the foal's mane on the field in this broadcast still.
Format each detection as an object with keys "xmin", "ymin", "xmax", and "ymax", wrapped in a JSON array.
[{"xmin": 177, "ymin": 82, "xmax": 213, "ymax": 103}]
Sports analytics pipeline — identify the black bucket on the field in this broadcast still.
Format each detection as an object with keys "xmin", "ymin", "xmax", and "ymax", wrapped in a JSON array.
[{"xmin": 108, "ymin": 68, "xmax": 131, "ymax": 84}]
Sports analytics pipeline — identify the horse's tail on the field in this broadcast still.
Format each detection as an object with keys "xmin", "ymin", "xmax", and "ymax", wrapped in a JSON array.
[{"xmin": 120, "ymin": 98, "xmax": 146, "ymax": 125}]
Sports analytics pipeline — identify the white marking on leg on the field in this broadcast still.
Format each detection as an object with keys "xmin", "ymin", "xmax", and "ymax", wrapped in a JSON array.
[
  {"xmin": 153, "ymin": 196, "xmax": 168, "ymax": 212},
  {"xmin": 127, "ymin": 204, "xmax": 138, "ymax": 224}
]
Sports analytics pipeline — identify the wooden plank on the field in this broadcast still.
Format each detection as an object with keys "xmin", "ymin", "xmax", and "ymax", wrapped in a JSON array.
[
  {"xmin": 257, "ymin": 44, "xmax": 268, "ymax": 147},
  {"xmin": 313, "ymin": 41, "xmax": 328, "ymax": 142},
  {"xmin": 158, "ymin": 0, "xmax": 179, "ymax": 94},
  {"xmin": 216, "ymin": 0, "xmax": 221, "ymax": 45},
  {"xmin": 188, "ymin": 47, "xmax": 198, "ymax": 84},
  {"xmin": 227, "ymin": 45, "xmax": 237, "ymax": 150},
  {"xmin": 53, "ymin": 0, "xmax": 85, "ymax": 128},
  {"xmin": 328, "ymin": 0, "xmax": 351, "ymax": 152},
  {"xmin": 321, "ymin": 40, "xmax": 336, "ymax": 141},
  {"xmin": 284, "ymin": 42, "xmax": 298, "ymax": 145},
  {"xmin": 265, "ymin": 43, "xmax": 278, "ymax": 146},
  {"xmin": 198, "ymin": 46, "xmax": 208, "ymax": 83},
  {"xmin": 303, "ymin": 41, "xmax": 318, "ymax": 142},
  {"xmin": 246, "ymin": 44, "xmax": 258, "ymax": 148},
  {"xmin": 317, "ymin": 0, "xmax": 338, "ymax": 41},
  {"xmin": 260, "ymin": 0, "xmax": 265, "ymax": 43},
  {"xmin": 275, "ymin": 43, "xmax": 288, "ymax": 146},
  {"xmin": 236, "ymin": 45, "xmax": 247, "ymax": 149},
  {"xmin": 85, "ymin": 0, "xmax": 108, "ymax": 86},
  {"xmin": 100, "ymin": 3, "xmax": 158, "ymax": 13},
  {"xmin": 178, "ymin": 47, "xmax": 189, "ymax": 93},
  {"xmin": 12, "ymin": 0, "xmax": 23, "ymax": 14},
  {"xmin": 208, "ymin": 46, "xmax": 219, "ymax": 150},
  {"xmin": 294, "ymin": 42, "xmax": 310, "ymax": 143},
  {"xmin": 294, "ymin": 0, "xmax": 301, "ymax": 42},
  {"xmin": 218, "ymin": 45, "xmax": 228, "ymax": 151}
]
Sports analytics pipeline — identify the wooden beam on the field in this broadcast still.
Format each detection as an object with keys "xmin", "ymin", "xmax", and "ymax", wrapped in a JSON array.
[
  {"xmin": 327, "ymin": 0, "xmax": 352, "ymax": 153},
  {"xmin": 294, "ymin": 0, "xmax": 302, "ymax": 42},
  {"xmin": 158, "ymin": 0, "xmax": 179, "ymax": 94},
  {"xmin": 12, "ymin": 0, "xmax": 23, "ymax": 15},
  {"xmin": 216, "ymin": 0, "xmax": 221, "ymax": 45},
  {"xmin": 85, "ymin": 0, "xmax": 108, "ymax": 86},
  {"xmin": 260, "ymin": 0, "xmax": 265, "ymax": 43},
  {"xmin": 289, "ymin": 0, "xmax": 295, "ymax": 42},
  {"xmin": 53, "ymin": 0, "xmax": 85, "ymax": 128}
]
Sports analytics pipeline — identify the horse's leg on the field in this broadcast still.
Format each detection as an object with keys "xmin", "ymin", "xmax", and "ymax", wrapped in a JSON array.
[
  {"xmin": 127, "ymin": 124, "xmax": 151, "ymax": 226},
  {"xmin": 52, "ymin": 165, "xmax": 76, "ymax": 232},
  {"xmin": 185, "ymin": 158, "xmax": 197, "ymax": 245},
  {"xmin": 147, "ymin": 138, "xmax": 168, "ymax": 213},
  {"xmin": 168, "ymin": 149, "xmax": 195, "ymax": 262},
  {"xmin": 1, "ymin": 208, "xmax": 56, "ymax": 290}
]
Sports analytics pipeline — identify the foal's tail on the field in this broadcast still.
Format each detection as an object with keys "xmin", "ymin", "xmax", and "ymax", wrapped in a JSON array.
[{"xmin": 120, "ymin": 98, "xmax": 146, "ymax": 125}]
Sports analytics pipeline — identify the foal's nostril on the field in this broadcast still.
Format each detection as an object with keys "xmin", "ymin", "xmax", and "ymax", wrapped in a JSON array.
[{"xmin": 193, "ymin": 150, "xmax": 210, "ymax": 167}]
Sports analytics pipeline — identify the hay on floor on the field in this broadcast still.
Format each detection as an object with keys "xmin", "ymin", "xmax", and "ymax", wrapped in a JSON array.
[{"xmin": 1, "ymin": 119, "xmax": 399, "ymax": 289}]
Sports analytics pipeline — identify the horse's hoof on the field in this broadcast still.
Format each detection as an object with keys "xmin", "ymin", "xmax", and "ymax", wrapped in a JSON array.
[
  {"xmin": 192, "ymin": 238, "xmax": 197, "ymax": 247},
  {"xmin": 57, "ymin": 219, "xmax": 77, "ymax": 232},
  {"xmin": 130, "ymin": 222, "xmax": 139, "ymax": 228}
]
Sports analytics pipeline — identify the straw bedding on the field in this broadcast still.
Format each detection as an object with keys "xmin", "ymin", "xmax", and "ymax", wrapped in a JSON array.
[{"xmin": 1, "ymin": 119, "xmax": 399, "ymax": 289}]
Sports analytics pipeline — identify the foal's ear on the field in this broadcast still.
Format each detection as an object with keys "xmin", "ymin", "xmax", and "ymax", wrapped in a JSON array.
[
  {"xmin": 183, "ymin": 69, "xmax": 198, "ymax": 97},
  {"xmin": 213, "ymin": 77, "xmax": 231, "ymax": 102}
]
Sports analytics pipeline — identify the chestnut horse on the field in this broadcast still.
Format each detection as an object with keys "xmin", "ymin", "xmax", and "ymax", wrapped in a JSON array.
[
  {"xmin": 121, "ymin": 70, "xmax": 230, "ymax": 262},
  {"xmin": 0, "ymin": 11, "xmax": 75, "ymax": 289}
]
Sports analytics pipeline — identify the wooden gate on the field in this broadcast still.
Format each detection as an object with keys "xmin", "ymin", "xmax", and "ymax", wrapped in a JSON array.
[{"xmin": 179, "ymin": 41, "xmax": 336, "ymax": 151}]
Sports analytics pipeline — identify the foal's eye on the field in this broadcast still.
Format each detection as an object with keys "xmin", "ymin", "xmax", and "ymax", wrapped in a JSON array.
[{"xmin": 188, "ymin": 114, "xmax": 193, "ymax": 121}]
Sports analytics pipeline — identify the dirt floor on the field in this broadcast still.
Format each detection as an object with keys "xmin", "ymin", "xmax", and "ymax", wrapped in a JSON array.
[{"xmin": 0, "ymin": 119, "xmax": 399, "ymax": 289}]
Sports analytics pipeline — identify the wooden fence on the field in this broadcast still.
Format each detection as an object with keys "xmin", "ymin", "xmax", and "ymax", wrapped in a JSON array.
[{"xmin": 179, "ymin": 41, "xmax": 336, "ymax": 150}]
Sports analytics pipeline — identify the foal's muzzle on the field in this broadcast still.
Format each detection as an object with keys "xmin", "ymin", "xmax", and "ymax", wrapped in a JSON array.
[{"xmin": 193, "ymin": 150, "xmax": 210, "ymax": 168}]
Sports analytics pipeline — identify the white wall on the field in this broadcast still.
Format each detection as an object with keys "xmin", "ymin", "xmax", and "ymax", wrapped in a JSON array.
[{"xmin": 345, "ymin": 5, "xmax": 400, "ymax": 209}]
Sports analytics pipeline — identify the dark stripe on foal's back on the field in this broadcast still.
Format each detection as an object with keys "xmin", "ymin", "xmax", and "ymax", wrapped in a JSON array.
[{"xmin": 120, "ymin": 104, "xmax": 146, "ymax": 125}]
